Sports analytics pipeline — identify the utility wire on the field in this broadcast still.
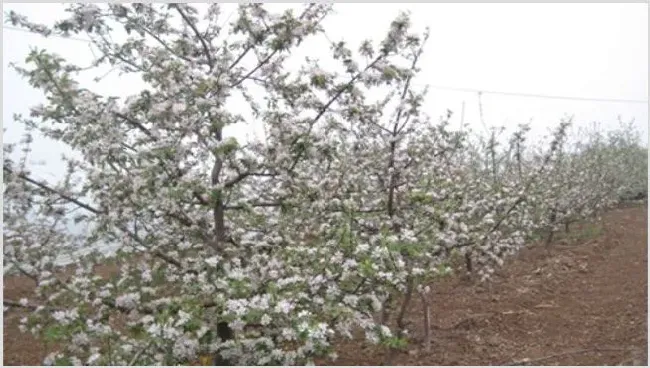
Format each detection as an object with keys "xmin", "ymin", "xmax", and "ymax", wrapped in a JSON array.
[
  {"xmin": 3, "ymin": 25, "xmax": 91, "ymax": 43},
  {"xmin": 4, "ymin": 25, "xmax": 649, "ymax": 105},
  {"xmin": 423, "ymin": 83, "xmax": 648, "ymax": 104}
]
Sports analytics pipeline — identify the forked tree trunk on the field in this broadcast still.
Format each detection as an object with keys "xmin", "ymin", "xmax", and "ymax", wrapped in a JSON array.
[{"xmin": 383, "ymin": 279, "xmax": 415, "ymax": 366}]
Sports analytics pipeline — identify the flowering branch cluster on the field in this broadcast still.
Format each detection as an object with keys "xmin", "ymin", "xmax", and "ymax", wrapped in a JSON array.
[{"xmin": 4, "ymin": 4, "xmax": 647, "ymax": 365}]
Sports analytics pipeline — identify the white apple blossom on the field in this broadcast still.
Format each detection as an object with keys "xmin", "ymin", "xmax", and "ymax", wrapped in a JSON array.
[{"xmin": 3, "ymin": 3, "xmax": 645, "ymax": 366}]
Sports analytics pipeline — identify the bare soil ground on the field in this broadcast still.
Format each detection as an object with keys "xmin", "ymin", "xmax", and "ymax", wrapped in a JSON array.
[{"xmin": 3, "ymin": 206, "xmax": 648, "ymax": 366}]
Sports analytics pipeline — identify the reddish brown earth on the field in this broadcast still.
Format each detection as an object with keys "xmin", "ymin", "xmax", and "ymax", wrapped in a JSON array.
[{"xmin": 3, "ymin": 205, "xmax": 648, "ymax": 366}]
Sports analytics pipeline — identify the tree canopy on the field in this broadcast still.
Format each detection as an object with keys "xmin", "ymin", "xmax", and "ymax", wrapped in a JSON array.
[{"xmin": 3, "ymin": 3, "xmax": 647, "ymax": 366}]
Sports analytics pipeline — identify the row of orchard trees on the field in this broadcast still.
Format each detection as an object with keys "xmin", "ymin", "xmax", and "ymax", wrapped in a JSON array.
[
  {"xmin": 465, "ymin": 119, "xmax": 647, "ymax": 248},
  {"xmin": 3, "ymin": 4, "xmax": 647, "ymax": 366}
]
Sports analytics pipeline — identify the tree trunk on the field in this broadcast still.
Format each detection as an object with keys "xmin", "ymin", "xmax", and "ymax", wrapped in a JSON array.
[
  {"xmin": 209, "ymin": 123, "xmax": 235, "ymax": 366},
  {"xmin": 213, "ymin": 322, "xmax": 235, "ymax": 365},
  {"xmin": 383, "ymin": 279, "xmax": 414, "ymax": 366},
  {"xmin": 419, "ymin": 291, "xmax": 431, "ymax": 353},
  {"xmin": 380, "ymin": 295, "xmax": 393, "ymax": 326},
  {"xmin": 545, "ymin": 230, "xmax": 555, "ymax": 248},
  {"xmin": 464, "ymin": 253, "xmax": 473, "ymax": 274},
  {"xmin": 545, "ymin": 208, "xmax": 557, "ymax": 249}
]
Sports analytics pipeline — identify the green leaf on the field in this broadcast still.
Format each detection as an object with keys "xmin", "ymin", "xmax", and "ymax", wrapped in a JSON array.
[
  {"xmin": 44, "ymin": 325, "xmax": 65, "ymax": 343},
  {"xmin": 54, "ymin": 356, "xmax": 73, "ymax": 366},
  {"xmin": 384, "ymin": 335, "xmax": 408, "ymax": 349},
  {"xmin": 184, "ymin": 318, "xmax": 202, "ymax": 333},
  {"xmin": 381, "ymin": 66, "xmax": 398, "ymax": 81},
  {"xmin": 129, "ymin": 324, "xmax": 147, "ymax": 338},
  {"xmin": 244, "ymin": 309, "xmax": 264, "ymax": 324},
  {"xmin": 310, "ymin": 75, "xmax": 327, "ymax": 88},
  {"xmin": 435, "ymin": 263, "xmax": 452, "ymax": 277},
  {"xmin": 360, "ymin": 259, "xmax": 375, "ymax": 276}
]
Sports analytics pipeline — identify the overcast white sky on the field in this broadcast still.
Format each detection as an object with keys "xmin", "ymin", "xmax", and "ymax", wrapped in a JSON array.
[{"xmin": 2, "ymin": 2, "xmax": 648, "ymax": 182}]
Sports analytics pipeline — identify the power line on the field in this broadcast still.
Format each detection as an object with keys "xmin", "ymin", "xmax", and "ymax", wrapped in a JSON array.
[
  {"xmin": 4, "ymin": 25, "xmax": 648, "ymax": 105},
  {"xmin": 423, "ymin": 84, "xmax": 648, "ymax": 104},
  {"xmin": 3, "ymin": 25, "xmax": 91, "ymax": 43}
]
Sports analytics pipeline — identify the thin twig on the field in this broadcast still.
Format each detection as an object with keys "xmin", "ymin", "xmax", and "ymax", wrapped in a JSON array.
[
  {"xmin": 4, "ymin": 299, "xmax": 52, "ymax": 311},
  {"xmin": 129, "ymin": 340, "xmax": 154, "ymax": 366}
]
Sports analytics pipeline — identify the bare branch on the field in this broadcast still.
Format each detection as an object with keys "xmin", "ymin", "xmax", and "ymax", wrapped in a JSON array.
[
  {"xmin": 4, "ymin": 166, "xmax": 103, "ymax": 215},
  {"xmin": 4, "ymin": 299, "xmax": 52, "ymax": 311},
  {"xmin": 114, "ymin": 112, "xmax": 154, "ymax": 139}
]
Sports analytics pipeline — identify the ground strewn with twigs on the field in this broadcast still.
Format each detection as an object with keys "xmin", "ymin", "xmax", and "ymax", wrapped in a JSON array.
[{"xmin": 3, "ymin": 205, "xmax": 648, "ymax": 366}]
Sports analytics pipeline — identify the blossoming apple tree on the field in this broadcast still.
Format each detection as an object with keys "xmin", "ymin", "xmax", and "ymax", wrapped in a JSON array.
[{"xmin": 3, "ymin": 3, "xmax": 646, "ymax": 366}]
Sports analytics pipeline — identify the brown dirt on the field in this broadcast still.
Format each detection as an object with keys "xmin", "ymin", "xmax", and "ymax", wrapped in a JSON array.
[{"xmin": 3, "ymin": 206, "xmax": 648, "ymax": 366}]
